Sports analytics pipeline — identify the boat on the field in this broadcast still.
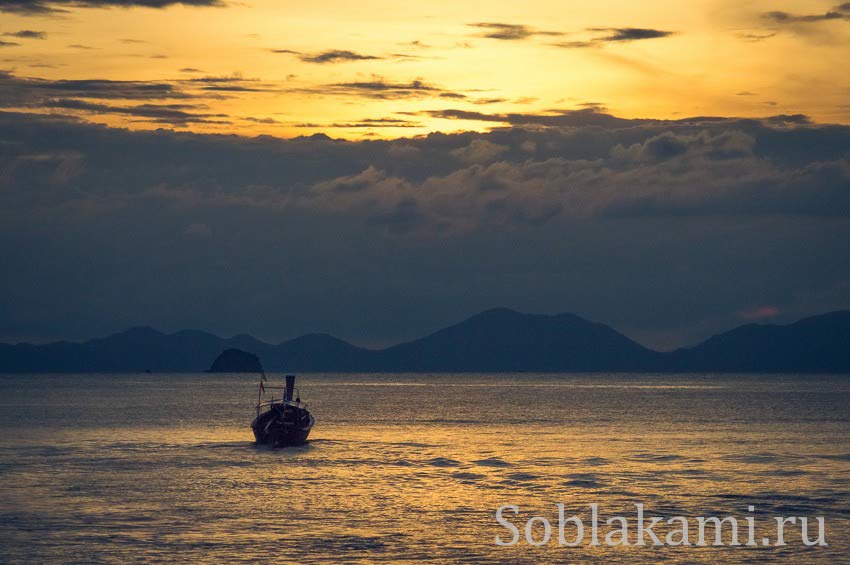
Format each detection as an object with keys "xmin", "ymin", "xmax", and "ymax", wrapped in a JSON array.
[{"xmin": 251, "ymin": 374, "xmax": 314, "ymax": 447}]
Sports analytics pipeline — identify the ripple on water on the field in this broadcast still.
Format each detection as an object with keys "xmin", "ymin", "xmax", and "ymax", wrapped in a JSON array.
[
  {"xmin": 505, "ymin": 472, "xmax": 539, "ymax": 482},
  {"xmin": 472, "ymin": 457, "xmax": 511, "ymax": 467},
  {"xmin": 564, "ymin": 473, "xmax": 605, "ymax": 488},
  {"xmin": 708, "ymin": 492, "xmax": 845, "ymax": 516},
  {"xmin": 629, "ymin": 453, "xmax": 685, "ymax": 463},
  {"xmin": 427, "ymin": 457, "xmax": 461, "ymax": 467},
  {"xmin": 819, "ymin": 453, "xmax": 850, "ymax": 462},
  {"xmin": 306, "ymin": 534, "xmax": 396, "ymax": 552},
  {"xmin": 451, "ymin": 472, "xmax": 485, "ymax": 481},
  {"xmin": 719, "ymin": 452, "xmax": 784, "ymax": 464}
]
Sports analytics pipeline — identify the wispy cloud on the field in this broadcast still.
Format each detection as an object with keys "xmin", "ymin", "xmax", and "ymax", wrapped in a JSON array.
[
  {"xmin": 3, "ymin": 30, "xmax": 46, "ymax": 39},
  {"xmin": 270, "ymin": 48, "xmax": 381, "ymax": 63},
  {"xmin": 735, "ymin": 31, "xmax": 777, "ymax": 42},
  {"xmin": 0, "ymin": 70, "xmax": 193, "ymax": 103},
  {"xmin": 592, "ymin": 27, "xmax": 674, "ymax": 41},
  {"xmin": 43, "ymin": 97, "xmax": 228, "ymax": 125},
  {"xmin": 293, "ymin": 117, "xmax": 422, "ymax": 129},
  {"xmin": 0, "ymin": 0, "xmax": 223, "ymax": 15},
  {"xmin": 182, "ymin": 73, "xmax": 278, "ymax": 92},
  {"xmin": 762, "ymin": 3, "xmax": 850, "ymax": 24},
  {"xmin": 421, "ymin": 107, "xmax": 637, "ymax": 128},
  {"xmin": 290, "ymin": 77, "xmax": 458, "ymax": 100},
  {"xmin": 300, "ymin": 50, "xmax": 381, "ymax": 63},
  {"xmin": 467, "ymin": 22, "xmax": 563, "ymax": 40},
  {"xmin": 551, "ymin": 27, "xmax": 675, "ymax": 48}
]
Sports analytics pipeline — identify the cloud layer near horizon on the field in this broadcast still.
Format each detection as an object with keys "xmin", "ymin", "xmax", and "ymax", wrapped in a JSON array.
[{"xmin": 1, "ymin": 110, "xmax": 849, "ymax": 347}]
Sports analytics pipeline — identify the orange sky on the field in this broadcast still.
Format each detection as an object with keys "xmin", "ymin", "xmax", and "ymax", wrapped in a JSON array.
[{"xmin": 2, "ymin": 0, "xmax": 850, "ymax": 138}]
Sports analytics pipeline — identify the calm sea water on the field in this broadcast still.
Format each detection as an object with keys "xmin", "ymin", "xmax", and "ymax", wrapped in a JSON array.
[{"xmin": 1, "ymin": 373, "xmax": 849, "ymax": 563}]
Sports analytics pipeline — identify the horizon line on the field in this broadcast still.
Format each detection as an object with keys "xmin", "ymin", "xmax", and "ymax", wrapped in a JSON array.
[{"xmin": 3, "ymin": 306, "xmax": 847, "ymax": 355}]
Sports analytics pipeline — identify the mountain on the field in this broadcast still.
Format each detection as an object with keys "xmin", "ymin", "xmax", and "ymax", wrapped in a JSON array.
[
  {"xmin": 667, "ymin": 310, "xmax": 850, "ymax": 372},
  {"xmin": 376, "ymin": 308, "xmax": 662, "ymax": 371},
  {"xmin": 271, "ymin": 334, "xmax": 374, "ymax": 372},
  {"xmin": 0, "ymin": 308, "xmax": 848, "ymax": 373}
]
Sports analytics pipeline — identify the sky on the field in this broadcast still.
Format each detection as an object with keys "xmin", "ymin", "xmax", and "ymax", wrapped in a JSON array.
[
  {"xmin": 1, "ymin": 0, "xmax": 850, "ymax": 349},
  {"xmin": 2, "ymin": 0, "xmax": 850, "ymax": 136}
]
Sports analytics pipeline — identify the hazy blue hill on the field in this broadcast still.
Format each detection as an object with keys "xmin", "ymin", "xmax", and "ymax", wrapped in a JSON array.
[
  {"xmin": 376, "ymin": 308, "xmax": 663, "ymax": 371},
  {"xmin": 269, "ymin": 333, "xmax": 374, "ymax": 371},
  {"xmin": 1, "ymin": 308, "xmax": 849, "ymax": 373},
  {"xmin": 667, "ymin": 311, "xmax": 850, "ymax": 372}
]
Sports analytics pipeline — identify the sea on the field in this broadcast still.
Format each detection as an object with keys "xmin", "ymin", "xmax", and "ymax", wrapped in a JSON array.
[{"xmin": 1, "ymin": 373, "xmax": 849, "ymax": 563}]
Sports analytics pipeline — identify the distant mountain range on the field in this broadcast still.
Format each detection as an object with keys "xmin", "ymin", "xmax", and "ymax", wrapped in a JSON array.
[{"xmin": 1, "ymin": 308, "xmax": 849, "ymax": 373}]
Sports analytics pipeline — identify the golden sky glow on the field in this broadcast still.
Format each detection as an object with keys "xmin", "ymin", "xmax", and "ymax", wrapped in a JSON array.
[{"xmin": 2, "ymin": 0, "xmax": 850, "ymax": 138}]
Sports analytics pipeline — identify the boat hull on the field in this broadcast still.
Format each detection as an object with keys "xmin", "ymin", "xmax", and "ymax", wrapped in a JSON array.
[
  {"xmin": 252, "ymin": 424, "xmax": 312, "ymax": 446},
  {"xmin": 251, "ymin": 404, "xmax": 314, "ymax": 447}
]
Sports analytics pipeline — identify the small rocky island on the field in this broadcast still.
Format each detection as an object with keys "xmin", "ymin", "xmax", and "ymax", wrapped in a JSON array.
[{"xmin": 208, "ymin": 348, "xmax": 263, "ymax": 373}]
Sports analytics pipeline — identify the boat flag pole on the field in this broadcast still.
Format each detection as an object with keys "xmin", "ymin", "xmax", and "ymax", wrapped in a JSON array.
[{"xmin": 257, "ymin": 370, "xmax": 267, "ymax": 417}]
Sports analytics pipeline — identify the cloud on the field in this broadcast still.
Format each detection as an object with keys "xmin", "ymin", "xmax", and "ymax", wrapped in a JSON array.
[
  {"xmin": 42, "ymin": 98, "xmax": 227, "ymax": 125},
  {"xmin": 591, "ymin": 27, "xmax": 674, "ymax": 41},
  {"xmin": 762, "ymin": 4, "xmax": 850, "ymax": 24},
  {"xmin": 551, "ymin": 27, "xmax": 674, "ymax": 49},
  {"xmin": 3, "ymin": 30, "xmax": 46, "ymax": 39},
  {"xmin": 473, "ymin": 97, "xmax": 507, "ymax": 105},
  {"xmin": 549, "ymin": 41, "xmax": 597, "ymax": 49},
  {"xmin": 423, "ymin": 107, "xmax": 639, "ymax": 127},
  {"xmin": 0, "ymin": 40, "xmax": 20, "ymax": 48},
  {"xmin": 301, "ymin": 50, "xmax": 380, "ymax": 63},
  {"xmin": 1, "ymin": 110, "xmax": 850, "ymax": 348},
  {"xmin": 293, "ymin": 117, "xmax": 422, "ymax": 129},
  {"xmin": 296, "ymin": 78, "xmax": 452, "ymax": 100},
  {"xmin": 0, "ymin": 69, "xmax": 255, "ymax": 124},
  {"xmin": 272, "ymin": 48, "xmax": 381, "ymax": 63},
  {"xmin": 735, "ymin": 31, "xmax": 777, "ymax": 42},
  {"xmin": 0, "ymin": 0, "xmax": 222, "ymax": 15},
  {"xmin": 272, "ymin": 48, "xmax": 432, "ymax": 64},
  {"xmin": 450, "ymin": 139, "xmax": 509, "ymax": 164},
  {"xmin": 179, "ymin": 73, "xmax": 279, "ymax": 93},
  {"xmin": 184, "ymin": 74, "xmax": 254, "ymax": 83},
  {"xmin": 467, "ymin": 22, "xmax": 563, "ymax": 40},
  {"xmin": 0, "ymin": 70, "xmax": 196, "ymax": 109}
]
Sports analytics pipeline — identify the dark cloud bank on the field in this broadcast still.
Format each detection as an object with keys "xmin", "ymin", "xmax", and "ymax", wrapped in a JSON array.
[{"xmin": 1, "ymin": 109, "xmax": 849, "ymax": 348}]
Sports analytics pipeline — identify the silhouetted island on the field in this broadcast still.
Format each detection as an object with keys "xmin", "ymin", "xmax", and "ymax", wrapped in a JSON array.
[
  {"xmin": 0, "ymin": 308, "xmax": 848, "ymax": 373},
  {"xmin": 208, "ymin": 349, "xmax": 263, "ymax": 373}
]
